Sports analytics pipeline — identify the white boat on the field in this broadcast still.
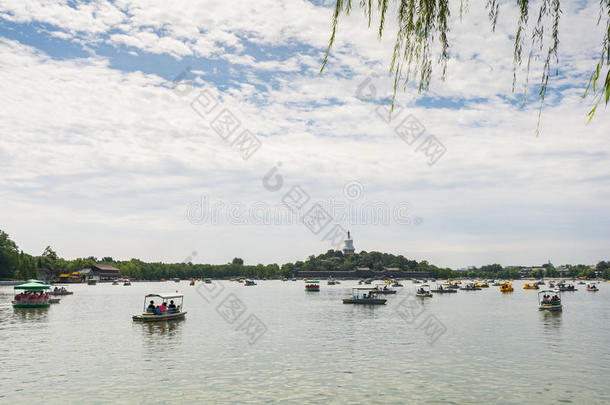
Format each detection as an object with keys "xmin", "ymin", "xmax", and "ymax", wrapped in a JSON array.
[
  {"xmin": 538, "ymin": 290, "xmax": 562, "ymax": 311},
  {"xmin": 416, "ymin": 284, "xmax": 433, "ymax": 297},
  {"xmin": 586, "ymin": 283, "xmax": 599, "ymax": 292},
  {"xmin": 343, "ymin": 287, "xmax": 387, "ymax": 305},
  {"xmin": 132, "ymin": 293, "xmax": 187, "ymax": 322}
]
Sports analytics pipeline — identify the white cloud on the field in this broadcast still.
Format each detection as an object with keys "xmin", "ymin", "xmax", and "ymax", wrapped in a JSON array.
[{"xmin": 0, "ymin": 1, "xmax": 609, "ymax": 267}]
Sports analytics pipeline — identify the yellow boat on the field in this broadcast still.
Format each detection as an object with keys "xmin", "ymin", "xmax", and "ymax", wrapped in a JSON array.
[
  {"xmin": 500, "ymin": 282, "xmax": 513, "ymax": 292},
  {"xmin": 478, "ymin": 281, "xmax": 489, "ymax": 288},
  {"xmin": 523, "ymin": 282, "xmax": 539, "ymax": 290}
]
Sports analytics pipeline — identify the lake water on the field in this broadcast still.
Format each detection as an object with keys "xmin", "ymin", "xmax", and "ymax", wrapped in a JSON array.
[{"xmin": 1, "ymin": 280, "xmax": 609, "ymax": 404}]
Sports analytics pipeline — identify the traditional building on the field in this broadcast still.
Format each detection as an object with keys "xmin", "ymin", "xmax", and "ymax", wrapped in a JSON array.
[
  {"xmin": 342, "ymin": 231, "xmax": 355, "ymax": 255},
  {"xmin": 90, "ymin": 264, "xmax": 120, "ymax": 281}
]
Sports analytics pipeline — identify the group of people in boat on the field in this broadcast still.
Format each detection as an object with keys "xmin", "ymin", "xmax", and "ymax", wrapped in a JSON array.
[
  {"xmin": 52, "ymin": 287, "xmax": 68, "ymax": 294},
  {"xmin": 541, "ymin": 294, "xmax": 560, "ymax": 304},
  {"xmin": 13, "ymin": 291, "xmax": 49, "ymax": 304},
  {"xmin": 146, "ymin": 300, "xmax": 179, "ymax": 315}
]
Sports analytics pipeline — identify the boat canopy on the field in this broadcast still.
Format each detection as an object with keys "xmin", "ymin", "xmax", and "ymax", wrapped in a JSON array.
[
  {"xmin": 145, "ymin": 293, "xmax": 184, "ymax": 299},
  {"xmin": 26, "ymin": 279, "xmax": 46, "ymax": 284},
  {"xmin": 306, "ymin": 280, "xmax": 319, "ymax": 283},
  {"xmin": 14, "ymin": 282, "xmax": 50, "ymax": 291},
  {"xmin": 538, "ymin": 290, "xmax": 559, "ymax": 295}
]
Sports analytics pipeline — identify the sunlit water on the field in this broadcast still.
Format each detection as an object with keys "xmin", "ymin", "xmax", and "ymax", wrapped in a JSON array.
[{"xmin": 1, "ymin": 280, "xmax": 609, "ymax": 404}]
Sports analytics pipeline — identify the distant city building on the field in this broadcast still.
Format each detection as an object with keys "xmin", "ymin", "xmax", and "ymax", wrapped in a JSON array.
[{"xmin": 342, "ymin": 231, "xmax": 355, "ymax": 255}]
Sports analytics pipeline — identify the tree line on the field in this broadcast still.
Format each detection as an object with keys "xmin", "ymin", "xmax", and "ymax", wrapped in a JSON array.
[{"xmin": 1, "ymin": 229, "xmax": 608, "ymax": 280}]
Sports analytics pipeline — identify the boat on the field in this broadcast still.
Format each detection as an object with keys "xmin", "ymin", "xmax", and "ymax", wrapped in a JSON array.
[
  {"xmin": 327, "ymin": 277, "xmax": 338, "ymax": 285},
  {"xmin": 536, "ymin": 280, "xmax": 545, "ymax": 285},
  {"xmin": 112, "ymin": 280, "xmax": 119, "ymax": 285},
  {"xmin": 538, "ymin": 290, "xmax": 562, "ymax": 311},
  {"xmin": 49, "ymin": 298, "xmax": 61, "ymax": 304},
  {"xmin": 460, "ymin": 282, "xmax": 481, "ymax": 291},
  {"xmin": 204, "ymin": 278, "xmax": 212, "ymax": 284},
  {"xmin": 478, "ymin": 281, "xmax": 489, "ymax": 288},
  {"xmin": 523, "ymin": 282, "xmax": 539, "ymax": 290},
  {"xmin": 499, "ymin": 282, "xmax": 513, "ymax": 292},
  {"xmin": 343, "ymin": 288, "xmax": 387, "ymax": 305},
  {"xmin": 548, "ymin": 281, "xmax": 555, "ymax": 288},
  {"xmin": 123, "ymin": 280, "xmax": 131, "ymax": 286},
  {"xmin": 87, "ymin": 278, "xmax": 97, "ymax": 285},
  {"xmin": 416, "ymin": 284, "xmax": 433, "ymax": 297},
  {"xmin": 291, "ymin": 278, "xmax": 297, "ymax": 281},
  {"xmin": 133, "ymin": 293, "xmax": 187, "ymax": 322},
  {"xmin": 586, "ymin": 283, "xmax": 599, "ymax": 292},
  {"xmin": 372, "ymin": 284, "xmax": 397, "ymax": 294},
  {"xmin": 431, "ymin": 284, "xmax": 457, "ymax": 293},
  {"xmin": 556, "ymin": 282, "xmax": 577, "ymax": 291},
  {"xmin": 305, "ymin": 281, "xmax": 320, "ymax": 292},
  {"xmin": 492, "ymin": 281, "xmax": 501, "ymax": 286},
  {"xmin": 578, "ymin": 281, "xmax": 585, "ymax": 285},
  {"xmin": 173, "ymin": 278, "xmax": 180, "ymax": 283},
  {"xmin": 50, "ymin": 286, "xmax": 73, "ymax": 296},
  {"xmin": 363, "ymin": 279, "xmax": 373, "ymax": 285},
  {"xmin": 189, "ymin": 280, "xmax": 195, "ymax": 286},
  {"xmin": 244, "ymin": 280, "xmax": 257, "ymax": 286},
  {"xmin": 12, "ymin": 281, "xmax": 51, "ymax": 308},
  {"xmin": 391, "ymin": 280, "xmax": 404, "ymax": 287}
]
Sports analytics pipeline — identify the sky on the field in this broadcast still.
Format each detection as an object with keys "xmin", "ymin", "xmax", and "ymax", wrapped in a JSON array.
[{"xmin": 0, "ymin": 0, "xmax": 608, "ymax": 269}]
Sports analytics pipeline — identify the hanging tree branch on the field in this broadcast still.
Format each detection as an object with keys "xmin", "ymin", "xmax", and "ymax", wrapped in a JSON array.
[{"xmin": 320, "ymin": 0, "xmax": 610, "ymax": 129}]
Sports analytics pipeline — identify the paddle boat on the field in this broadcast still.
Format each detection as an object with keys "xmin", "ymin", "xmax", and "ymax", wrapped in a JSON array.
[
  {"xmin": 123, "ymin": 280, "xmax": 131, "ymax": 286},
  {"xmin": 431, "ymin": 284, "xmax": 457, "ymax": 293},
  {"xmin": 391, "ymin": 279, "xmax": 404, "ymax": 287},
  {"xmin": 492, "ymin": 280, "xmax": 501, "ymax": 286},
  {"xmin": 244, "ymin": 279, "xmax": 257, "ymax": 286},
  {"xmin": 372, "ymin": 284, "xmax": 397, "ymax": 294},
  {"xmin": 12, "ymin": 281, "xmax": 51, "ymax": 308},
  {"xmin": 327, "ymin": 277, "xmax": 338, "ymax": 285},
  {"xmin": 205, "ymin": 278, "xmax": 212, "ymax": 284},
  {"xmin": 305, "ymin": 281, "xmax": 320, "ymax": 292},
  {"xmin": 112, "ymin": 280, "xmax": 119, "ymax": 285},
  {"xmin": 499, "ymin": 281, "xmax": 513, "ymax": 292},
  {"xmin": 523, "ymin": 282, "xmax": 539, "ymax": 290},
  {"xmin": 556, "ymin": 282, "xmax": 577, "ymax": 291},
  {"xmin": 460, "ymin": 282, "xmax": 481, "ymax": 291},
  {"xmin": 548, "ymin": 281, "xmax": 555, "ymax": 288},
  {"xmin": 172, "ymin": 278, "xmax": 180, "ymax": 283},
  {"xmin": 189, "ymin": 279, "xmax": 195, "ymax": 286},
  {"xmin": 50, "ymin": 286, "xmax": 73, "ymax": 296},
  {"xmin": 415, "ymin": 284, "xmax": 433, "ymax": 297},
  {"xmin": 536, "ymin": 280, "xmax": 545, "ymax": 285},
  {"xmin": 343, "ymin": 288, "xmax": 387, "ymax": 305},
  {"xmin": 132, "ymin": 293, "xmax": 186, "ymax": 322},
  {"xmin": 291, "ymin": 278, "xmax": 297, "ymax": 281},
  {"xmin": 87, "ymin": 278, "xmax": 97, "ymax": 285},
  {"xmin": 538, "ymin": 290, "xmax": 562, "ymax": 311},
  {"xmin": 586, "ymin": 283, "xmax": 599, "ymax": 292}
]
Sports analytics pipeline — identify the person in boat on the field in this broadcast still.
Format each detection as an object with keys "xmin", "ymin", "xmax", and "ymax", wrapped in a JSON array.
[
  {"xmin": 147, "ymin": 301, "xmax": 156, "ymax": 313},
  {"xmin": 168, "ymin": 300, "xmax": 176, "ymax": 312}
]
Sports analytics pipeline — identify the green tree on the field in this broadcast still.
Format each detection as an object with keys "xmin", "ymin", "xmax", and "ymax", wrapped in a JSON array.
[{"xmin": 323, "ymin": 1, "xmax": 610, "ymax": 127}]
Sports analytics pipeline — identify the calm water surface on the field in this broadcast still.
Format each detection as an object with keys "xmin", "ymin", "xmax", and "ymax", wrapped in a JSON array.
[{"xmin": 1, "ymin": 280, "xmax": 609, "ymax": 404}]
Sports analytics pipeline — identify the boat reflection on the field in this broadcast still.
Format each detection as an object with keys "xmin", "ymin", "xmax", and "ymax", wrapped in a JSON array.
[{"xmin": 12, "ymin": 307, "xmax": 50, "ymax": 322}]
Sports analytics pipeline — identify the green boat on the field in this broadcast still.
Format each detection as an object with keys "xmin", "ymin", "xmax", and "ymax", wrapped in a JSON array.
[
  {"xmin": 305, "ymin": 281, "xmax": 320, "ymax": 292},
  {"xmin": 12, "ymin": 281, "xmax": 51, "ymax": 308}
]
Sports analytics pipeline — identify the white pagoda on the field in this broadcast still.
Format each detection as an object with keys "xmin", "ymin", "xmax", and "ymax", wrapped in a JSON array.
[{"xmin": 342, "ymin": 231, "xmax": 355, "ymax": 255}]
